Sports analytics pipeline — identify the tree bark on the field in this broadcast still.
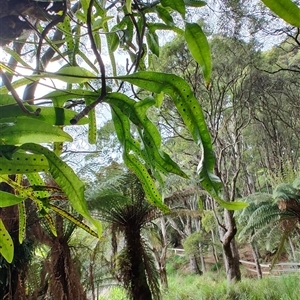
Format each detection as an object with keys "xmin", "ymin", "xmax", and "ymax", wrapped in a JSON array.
[
  {"xmin": 124, "ymin": 226, "xmax": 152, "ymax": 300},
  {"xmin": 0, "ymin": 182, "xmax": 32, "ymax": 300},
  {"xmin": 288, "ymin": 237, "xmax": 296, "ymax": 261},
  {"xmin": 153, "ymin": 245, "xmax": 168, "ymax": 290},
  {"xmin": 250, "ymin": 242, "xmax": 262, "ymax": 279},
  {"xmin": 219, "ymin": 209, "xmax": 241, "ymax": 282},
  {"xmin": 211, "ymin": 229, "xmax": 219, "ymax": 264},
  {"xmin": 189, "ymin": 255, "xmax": 202, "ymax": 274},
  {"xmin": 194, "ymin": 217, "xmax": 206, "ymax": 273},
  {"xmin": 158, "ymin": 217, "xmax": 168, "ymax": 289},
  {"xmin": 48, "ymin": 238, "xmax": 87, "ymax": 300},
  {"xmin": 199, "ymin": 242, "xmax": 206, "ymax": 273}
]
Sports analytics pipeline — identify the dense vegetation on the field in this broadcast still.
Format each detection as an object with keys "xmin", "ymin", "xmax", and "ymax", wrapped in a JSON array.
[
  {"xmin": 101, "ymin": 255, "xmax": 300, "ymax": 300},
  {"xmin": 1, "ymin": 0, "xmax": 300, "ymax": 299}
]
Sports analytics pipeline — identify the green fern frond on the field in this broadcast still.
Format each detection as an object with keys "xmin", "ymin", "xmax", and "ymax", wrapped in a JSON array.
[
  {"xmin": 242, "ymin": 193, "xmax": 273, "ymax": 205},
  {"xmin": 238, "ymin": 204, "xmax": 281, "ymax": 240},
  {"xmin": 235, "ymin": 193, "xmax": 273, "ymax": 223},
  {"xmin": 273, "ymin": 183, "xmax": 299, "ymax": 203},
  {"xmin": 142, "ymin": 243, "xmax": 161, "ymax": 300},
  {"xmin": 252, "ymin": 223, "xmax": 280, "ymax": 244},
  {"xmin": 292, "ymin": 176, "xmax": 300, "ymax": 190},
  {"xmin": 271, "ymin": 227, "xmax": 292, "ymax": 268},
  {"xmin": 267, "ymin": 160, "xmax": 298, "ymax": 187},
  {"xmin": 89, "ymin": 197, "xmax": 131, "ymax": 227},
  {"xmin": 248, "ymin": 204, "xmax": 281, "ymax": 228},
  {"xmin": 269, "ymin": 228, "xmax": 285, "ymax": 248}
]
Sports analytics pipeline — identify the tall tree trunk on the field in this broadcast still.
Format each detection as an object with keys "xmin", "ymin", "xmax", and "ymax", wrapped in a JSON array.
[
  {"xmin": 288, "ymin": 237, "xmax": 296, "ymax": 261},
  {"xmin": 219, "ymin": 209, "xmax": 241, "ymax": 282},
  {"xmin": 48, "ymin": 238, "xmax": 87, "ymax": 300},
  {"xmin": 0, "ymin": 182, "xmax": 32, "ymax": 300},
  {"xmin": 124, "ymin": 226, "xmax": 152, "ymax": 300},
  {"xmin": 194, "ymin": 217, "xmax": 206, "ymax": 273},
  {"xmin": 159, "ymin": 217, "xmax": 168, "ymax": 289},
  {"xmin": 153, "ymin": 245, "xmax": 168, "ymax": 290},
  {"xmin": 159, "ymin": 263, "xmax": 168, "ymax": 290},
  {"xmin": 185, "ymin": 215, "xmax": 202, "ymax": 274},
  {"xmin": 211, "ymin": 229, "xmax": 219, "ymax": 264},
  {"xmin": 189, "ymin": 255, "xmax": 202, "ymax": 274},
  {"xmin": 250, "ymin": 242, "xmax": 262, "ymax": 279},
  {"xmin": 199, "ymin": 242, "xmax": 206, "ymax": 273}
]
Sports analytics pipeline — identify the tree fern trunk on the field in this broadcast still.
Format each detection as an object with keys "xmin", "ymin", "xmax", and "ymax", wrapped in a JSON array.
[
  {"xmin": 124, "ymin": 226, "xmax": 152, "ymax": 300},
  {"xmin": 49, "ymin": 239, "xmax": 87, "ymax": 300},
  {"xmin": 0, "ymin": 182, "xmax": 32, "ymax": 300}
]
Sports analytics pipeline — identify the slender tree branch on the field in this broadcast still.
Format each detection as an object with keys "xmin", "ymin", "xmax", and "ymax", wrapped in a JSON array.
[
  {"xmin": 71, "ymin": 0, "xmax": 107, "ymax": 124},
  {"xmin": 23, "ymin": 29, "xmax": 64, "ymax": 102},
  {"xmin": 255, "ymin": 64, "xmax": 300, "ymax": 75},
  {"xmin": 36, "ymin": 0, "xmax": 68, "ymax": 72},
  {"xmin": 0, "ymin": 68, "xmax": 40, "ymax": 115},
  {"xmin": 4, "ymin": 38, "xmax": 27, "ymax": 83},
  {"xmin": 131, "ymin": 1, "xmax": 146, "ymax": 72},
  {"xmin": 23, "ymin": 1, "xmax": 82, "ymax": 102}
]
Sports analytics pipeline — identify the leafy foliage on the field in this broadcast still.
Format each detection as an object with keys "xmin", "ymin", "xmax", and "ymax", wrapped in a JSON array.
[
  {"xmin": 88, "ymin": 172, "xmax": 161, "ymax": 300},
  {"xmin": 2, "ymin": 0, "xmax": 293, "ymax": 266},
  {"xmin": 0, "ymin": 0, "xmax": 222, "ymax": 264},
  {"xmin": 183, "ymin": 231, "xmax": 203, "ymax": 256},
  {"xmin": 261, "ymin": 0, "xmax": 300, "ymax": 27},
  {"xmin": 0, "ymin": 219, "xmax": 14, "ymax": 263},
  {"xmin": 237, "ymin": 175, "xmax": 300, "ymax": 263}
]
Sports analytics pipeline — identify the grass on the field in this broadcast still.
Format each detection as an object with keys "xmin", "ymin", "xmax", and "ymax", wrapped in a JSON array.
[
  {"xmin": 99, "ymin": 255, "xmax": 300, "ymax": 300},
  {"xmin": 98, "ymin": 287, "xmax": 128, "ymax": 300},
  {"xmin": 163, "ymin": 255, "xmax": 300, "ymax": 300},
  {"xmin": 99, "ymin": 273, "xmax": 300, "ymax": 300},
  {"xmin": 162, "ymin": 272, "xmax": 300, "ymax": 300}
]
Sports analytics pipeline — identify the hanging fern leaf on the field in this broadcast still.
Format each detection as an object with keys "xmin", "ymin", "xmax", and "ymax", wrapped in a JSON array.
[
  {"xmin": 18, "ymin": 201, "xmax": 26, "ymax": 244},
  {"xmin": 20, "ymin": 143, "xmax": 102, "ymax": 237},
  {"xmin": 49, "ymin": 204, "xmax": 98, "ymax": 238},
  {"xmin": 111, "ymin": 106, "xmax": 169, "ymax": 213},
  {"xmin": 115, "ymin": 72, "xmax": 247, "ymax": 210},
  {"xmin": 0, "ymin": 219, "xmax": 14, "ymax": 263}
]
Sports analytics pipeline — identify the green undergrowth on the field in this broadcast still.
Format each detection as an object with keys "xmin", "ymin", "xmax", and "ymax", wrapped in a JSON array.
[
  {"xmin": 99, "ymin": 255, "xmax": 300, "ymax": 300},
  {"xmin": 163, "ymin": 272, "xmax": 299, "ymax": 300},
  {"xmin": 100, "ymin": 272, "xmax": 299, "ymax": 300},
  {"xmin": 98, "ymin": 287, "xmax": 128, "ymax": 300}
]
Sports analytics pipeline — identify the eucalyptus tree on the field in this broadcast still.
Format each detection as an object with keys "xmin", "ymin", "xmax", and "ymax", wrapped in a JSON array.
[
  {"xmin": 238, "ymin": 38, "xmax": 300, "ymax": 192},
  {"xmin": 154, "ymin": 12, "xmax": 300, "ymax": 276},
  {"xmin": 153, "ymin": 34, "xmax": 261, "ymax": 281},
  {"xmin": 207, "ymin": 0, "xmax": 300, "ymax": 50},
  {"xmin": 0, "ymin": 0, "xmax": 298, "ymax": 290},
  {"xmin": 2, "ymin": 0, "xmax": 244, "ymax": 270},
  {"xmin": 165, "ymin": 186, "xmax": 206, "ymax": 274}
]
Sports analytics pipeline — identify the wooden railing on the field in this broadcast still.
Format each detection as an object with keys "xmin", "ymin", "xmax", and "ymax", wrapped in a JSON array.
[
  {"xmin": 168, "ymin": 248, "xmax": 185, "ymax": 256},
  {"xmin": 168, "ymin": 249, "xmax": 300, "ymax": 275},
  {"xmin": 239, "ymin": 260, "xmax": 300, "ymax": 275}
]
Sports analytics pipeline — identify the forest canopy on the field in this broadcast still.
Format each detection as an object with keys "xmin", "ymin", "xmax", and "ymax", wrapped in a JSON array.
[{"xmin": 1, "ymin": 0, "xmax": 300, "ymax": 299}]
